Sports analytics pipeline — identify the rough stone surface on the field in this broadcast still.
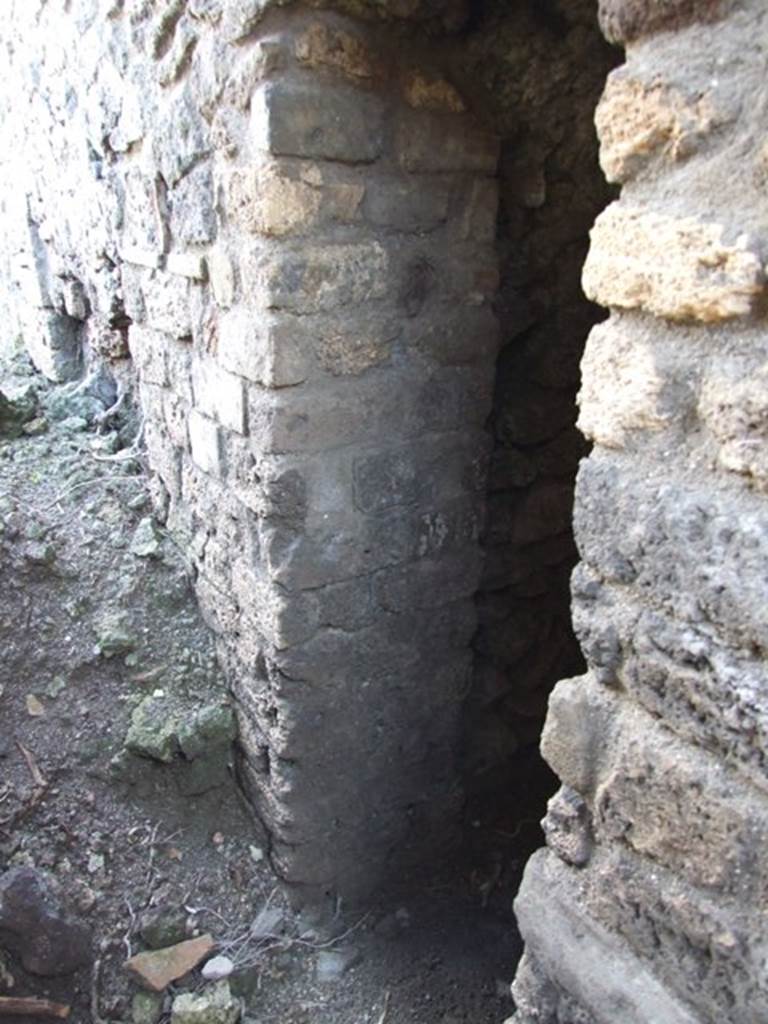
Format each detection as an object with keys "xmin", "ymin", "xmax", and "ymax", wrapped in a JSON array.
[
  {"xmin": 512, "ymin": 2, "xmax": 768, "ymax": 1021},
  {"xmin": 583, "ymin": 203, "xmax": 765, "ymax": 323},
  {"xmin": 0, "ymin": 867, "xmax": 91, "ymax": 977}
]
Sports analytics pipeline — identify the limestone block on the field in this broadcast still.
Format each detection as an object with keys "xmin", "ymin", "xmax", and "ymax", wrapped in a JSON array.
[
  {"xmin": 582, "ymin": 203, "xmax": 765, "ymax": 323},
  {"xmin": 251, "ymin": 81, "xmax": 384, "ymax": 163},
  {"xmin": 596, "ymin": 69, "xmax": 728, "ymax": 183},
  {"xmin": 142, "ymin": 271, "xmax": 194, "ymax": 338},
  {"xmin": 577, "ymin": 318, "xmax": 697, "ymax": 447},
  {"xmin": 294, "ymin": 22, "xmax": 377, "ymax": 80},
  {"xmin": 396, "ymin": 112, "xmax": 499, "ymax": 174},
  {"xmin": 188, "ymin": 409, "xmax": 223, "ymax": 477},
  {"xmin": 513, "ymin": 851, "xmax": 700, "ymax": 1024},
  {"xmin": 217, "ymin": 310, "xmax": 311, "ymax": 387},
  {"xmin": 128, "ymin": 325, "xmax": 169, "ymax": 387},
  {"xmin": 223, "ymin": 162, "xmax": 363, "ymax": 236},
  {"xmin": 231, "ymin": 561, "xmax": 319, "ymax": 649},
  {"xmin": 242, "ymin": 242, "xmax": 389, "ymax": 314},
  {"xmin": 598, "ymin": 0, "xmax": 729, "ymax": 44},
  {"xmin": 192, "ymin": 356, "xmax": 246, "ymax": 434}
]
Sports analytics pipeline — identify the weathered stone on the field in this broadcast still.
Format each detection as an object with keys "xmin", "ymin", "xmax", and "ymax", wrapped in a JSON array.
[
  {"xmin": 0, "ymin": 868, "xmax": 91, "ymax": 977},
  {"xmin": 294, "ymin": 22, "xmax": 376, "ymax": 79},
  {"xmin": 170, "ymin": 980, "xmax": 240, "ymax": 1024},
  {"xmin": 125, "ymin": 695, "xmax": 180, "ymax": 762},
  {"xmin": 132, "ymin": 989, "xmax": 164, "ymax": 1024},
  {"xmin": 177, "ymin": 703, "xmax": 237, "ymax": 759},
  {"xmin": 583, "ymin": 203, "xmax": 765, "ymax": 323},
  {"xmin": 598, "ymin": 0, "xmax": 729, "ymax": 44},
  {"xmin": 125, "ymin": 934, "xmax": 215, "ymax": 992},
  {"xmin": 596, "ymin": 69, "xmax": 728, "ymax": 183},
  {"xmin": 242, "ymin": 241, "xmax": 389, "ymax": 314},
  {"xmin": 138, "ymin": 904, "xmax": 189, "ymax": 950},
  {"xmin": 513, "ymin": 852, "xmax": 700, "ymax": 1024},
  {"xmin": 402, "ymin": 70, "xmax": 466, "ymax": 113},
  {"xmin": 396, "ymin": 113, "xmax": 499, "ymax": 174},
  {"xmin": 188, "ymin": 410, "xmax": 223, "ymax": 477},
  {"xmin": 251, "ymin": 81, "xmax": 384, "ymax": 163}
]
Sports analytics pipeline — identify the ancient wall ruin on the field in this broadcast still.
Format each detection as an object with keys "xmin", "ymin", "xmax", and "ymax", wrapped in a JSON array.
[
  {"xmin": 512, "ymin": 1, "xmax": 768, "ymax": 1020},
  {"xmin": 2, "ymin": 0, "xmax": 768, "ymax": 1019}
]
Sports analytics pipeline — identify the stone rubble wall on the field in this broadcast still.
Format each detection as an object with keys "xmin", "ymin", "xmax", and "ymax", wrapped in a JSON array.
[
  {"xmin": 0, "ymin": 0, "xmax": 500, "ymax": 903},
  {"xmin": 459, "ymin": 0, "xmax": 617, "ymax": 793},
  {"xmin": 512, "ymin": 1, "xmax": 768, "ymax": 1020}
]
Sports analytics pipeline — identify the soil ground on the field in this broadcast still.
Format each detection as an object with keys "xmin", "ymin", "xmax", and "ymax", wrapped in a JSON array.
[{"xmin": 0, "ymin": 357, "xmax": 552, "ymax": 1024}]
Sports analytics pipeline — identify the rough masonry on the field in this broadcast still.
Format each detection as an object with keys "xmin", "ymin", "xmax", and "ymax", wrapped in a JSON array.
[
  {"xmin": 2, "ymin": 0, "xmax": 768, "ymax": 1019},
  {"xmin": 512, "ymin": 1, "xmax": 768, "ymax": 1020},
  {"xmin": 1, "ymin": 0, "xmax": 500, "ymax": 904}
]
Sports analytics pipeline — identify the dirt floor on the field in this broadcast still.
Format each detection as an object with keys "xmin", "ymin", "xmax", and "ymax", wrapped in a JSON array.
[{"xmin": 0, "ymin": 356, "xmax": 551, "ymax": 1024}]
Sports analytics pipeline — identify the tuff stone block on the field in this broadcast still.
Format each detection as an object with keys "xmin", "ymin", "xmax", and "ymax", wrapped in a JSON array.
[
  {"xmin": 596, "ymin": 69, "xmax": 729, "ymax": 183},
  {"xmin": 582, "ymin": 203, "xmax": 765, "ymax": 323}
]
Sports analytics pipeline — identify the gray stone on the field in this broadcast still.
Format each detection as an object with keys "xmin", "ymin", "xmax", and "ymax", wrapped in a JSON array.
[
  {"xmin": 130, "ymin": 516, "xmax": 162, "ymax": 558},
  {"xmin": 132, "ymin": 989, "xmax": 164, "ymax": 1024},
  {"xmin": 201, "ymin": 955, "xmax": 234, "ymax": 981},
  {"xmin": 252, "ymin": 81, "xmax": 384, "ymax": 163},
  {"xmin": 125, "ymin": 695, "xmax": 179, "ymax": 763},
  {"xmin": 315, "ymin": 948, "xmax": 361, "ymax": 984},
  {"xmin": 0, "ymin": 867, "xmax": 91, "ymax": 976},
  {"xmin": 177, "ymin": 704, "xmax": 237, "ymax": 759},
  {"xmin": 138, "ymin": 904, "xmax": 189, "ymax": 950}
]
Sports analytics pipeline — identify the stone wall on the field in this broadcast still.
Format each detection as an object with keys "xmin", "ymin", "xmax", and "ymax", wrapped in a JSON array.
[
  {"xmin": 511, "ymin": 1, "xmax": 768, "ymax": 1019},
  {"xmin": 458, "ymin": 0, "xmax": 617, "ymax": 795},
  {"xmin": 1, "ymin": 0, "xmax": 500, "ymax": 905}
]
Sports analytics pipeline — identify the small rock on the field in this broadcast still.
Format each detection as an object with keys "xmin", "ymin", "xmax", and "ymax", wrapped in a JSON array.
[
  {"xmin": 250, "ymin": 906, "xmax": 284, "ymax": 940},
  {"xmin": 125, "ymin": 695, "xmax": 179, "ymax": 762},
  {"xmin": 25, "ymin": 694, "xmax": 45, "ymax": 717},
  {"xmin": 138, "ymin": 904, "xmax": 189, "ymax": 950},
  {"xmin": 315, "ymin": 948, "xmax": 361, "ymax": 984},
  {"xmin": 178, "ymin": 704, "xmax": 237, "ymax": 760},
  {"xmin": 130, "ymin": 517, "xmax": 161, "ymax": 558},
  {"xmin": 171, "ymin": 980, "xmax": 240, "ymax": 1024},
  {"xmin": 0, "ymin": 867, "xmax": 91, "ymax": 976},
  {"xmin": 125, "ymin": 933, "xmax": 215, "ymax": 992},
  {"xmin": 22, "ymin": 417, "xmax": 48, "ymax": 436},
  {"xmin": 57, "ymin": 415, "xmax": 89, "ymax": 433},
  {"xmin": 201, "ymin": 955, "xmax": 234, "ymax": 981},
  {"xmin": 95, "ymin": 612, "xmax": 137, "ymax": 658},
  {"xmin": 132, "ymin": 989, "xmax": 164, "ymax": 1024},
  {"xmin": 23, "ymin": 541, "xmax": 56, "ymax": 566}
]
